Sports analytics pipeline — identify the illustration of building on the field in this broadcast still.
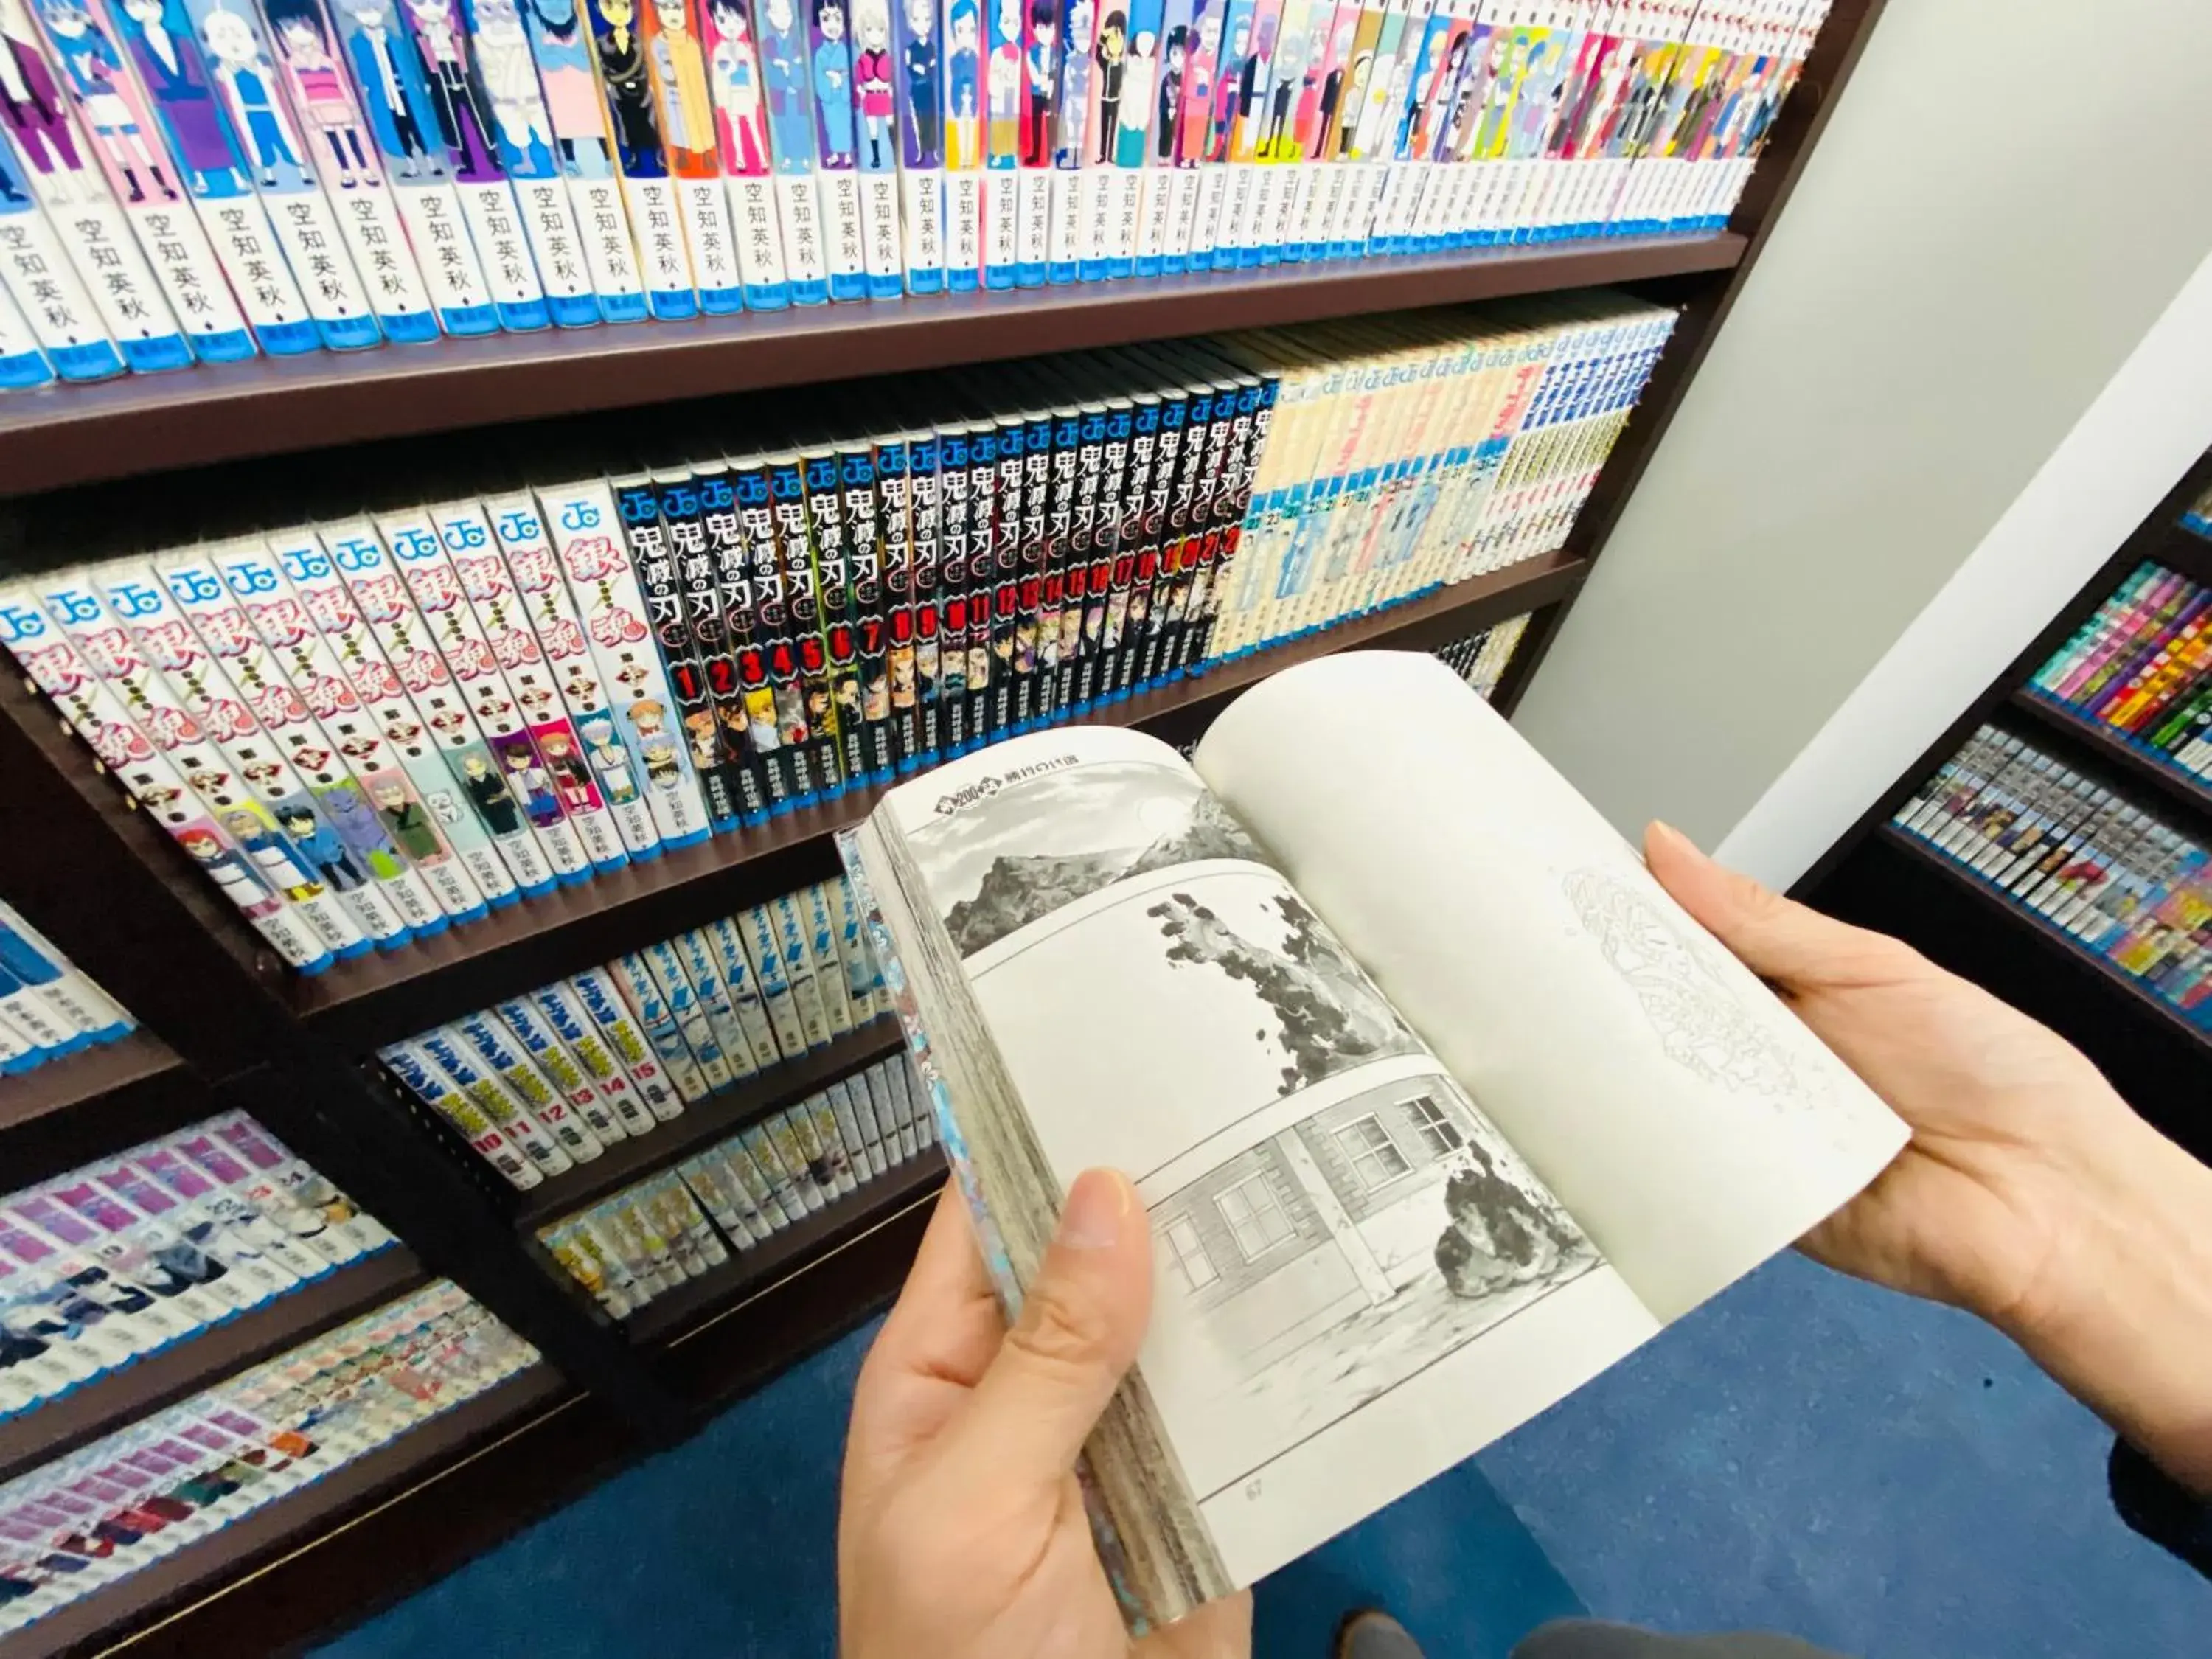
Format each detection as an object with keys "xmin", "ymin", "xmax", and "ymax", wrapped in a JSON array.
[{"xmin": 1150, "ymin": 1075, "xmax": 1491, "ymax": 1381}]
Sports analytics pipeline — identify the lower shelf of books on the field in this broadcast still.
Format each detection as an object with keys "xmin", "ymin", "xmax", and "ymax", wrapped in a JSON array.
[{"xmin": 1878, "ymin": 825, "xmax": 2212, "ymax": 1055}]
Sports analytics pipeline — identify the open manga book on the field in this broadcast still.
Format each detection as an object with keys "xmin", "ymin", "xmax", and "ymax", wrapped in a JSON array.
[{"xmin": 841, "ymin": 653, "xmax": 1910, "ymax": 1630}]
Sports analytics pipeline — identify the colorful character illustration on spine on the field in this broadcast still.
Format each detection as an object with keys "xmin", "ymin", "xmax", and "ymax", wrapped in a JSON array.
[
  {"xmin": 398, "ymin": 0, "xmax": 501, "ymax": 178},
  {"xmin": 1149, "ymin": 0, "xmax": 1179, "ymax": 158},
  {"xmin": 941, "ymin": 0, "xmax": 973, "ymax": 164},
  {"xmin": 218, "ymin": 807, "xmax": 329, "ymax": 900},
  {"xmin": 583, "ymin": 0, "xmax": 663, "ymax": 174},
  {"xmin": 493, "ymin": 732, "xmax": 564, "ymax": 826},
  {"xmin": 1223, "ymin": 0, "xmax": 1267, "ymax": 160},
  {"xmin": 462, "ymin": 0, "xmax": 556, "ymax": 175},
  {"xmin": 1199, "ymin": 0, "xmax": 1243, "ymax": 159},
  {"xmin": 1107, "ymin": 0, "xmax": 1150, "ymax": 163},
  {"xmin": 332, "ymin": 0, "xmax": 445, "ymax": 176},
  {"xmin": 1015, "ymin": 0, "xmax": 1048, "ymax": 163},
  {"xmin": 751, "ymin": 0, "xmax": 806, "ymax": 170},
  {"xmin": 1085, "ymin": 2, "xmax": 1115, "ymax": 160},
  {"xmin": 890, "ymin": 0, "xmax": 932, "ymax": 163},
  {"xmin": 192, "ymin": 0, "xmax": 313, "ymax": 187},
  {"xmin": 847, "ymin": 0, "xmax": 887, "ymax": 164},
  {"xmin": 519, "ymin": 0, "xmax": 612, "ymax": 173},
  {"xmin": 643, "ymin": 0, "xmax": 715, "ymax": 169},
  {"xmin": 535, "ymin": 728, "xmax": 600, "ymax": 811},
  {"xmin": 1171, "ymin": 0, "xmax": 1210, "ymax": 163},
  {"xmin": 804, "ymin": 0, "xmax": 849, "ymax": 164},
  {"xmin": 259, "ymin": 0, "xmax": 378, "ymax": 184},
  {"xmin": 313, "ymin": 782, "xmax": 409, "ymax": 878},
  {"xmin": 577, "ymin": 715, "xmax": 636, "ymax": 803},
  {"xmin": 1, "ymin": 1, "xmax": 86, "ymax": 189},
  {"xmin": 981, "ymin": 0, "xmax": 1013, "ymax": 151},
  {"xmin": 1255, "ymin": 0, "xmax": 1299, "ymax": 156},
  {"xmin": 1047, "ymin": 0, "xmax": 1084, "ymax": 164},
  {"xmin": 457, "ymin": 748, "xmax": 523, "ymax": 833},
  {"xmin": 700, "ymin": 0, "xmax": 764, "ymax": 168},
  {"xmin": 107, "ymin": 0, "xmax": 246, "ymax": 191},
  {"xmin": 30, "ymin": 0, "xmax": 178, "ymax": 201},
  {"xmin": 370, "ymin": 777, "xmax": 444, "ymax": 859},
  {"xmin": 1402, "ymin": 7, "xmax": 1464, "ymax": 167}
]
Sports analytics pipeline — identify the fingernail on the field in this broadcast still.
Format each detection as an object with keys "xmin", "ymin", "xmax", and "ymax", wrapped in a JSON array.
[
  {"xmin": 1057, "ymin": 1169, "xmax": 1131, "ymax": 1251},
  {"xmin": 1649, "ymin": 820, "xmax": 1699, "ymax": 856}
]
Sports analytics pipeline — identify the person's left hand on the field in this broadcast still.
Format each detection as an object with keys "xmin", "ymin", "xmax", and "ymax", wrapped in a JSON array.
[{"xmin": 839, "ymin": 1169, "xmax": 1254, "ymax": 1659}]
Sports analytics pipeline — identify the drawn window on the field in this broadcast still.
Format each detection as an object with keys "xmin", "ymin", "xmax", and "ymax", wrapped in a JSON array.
[
  {"xmin": 1405, "ymin": 1093, "xmax": 1464, "ymax": 1158},
  {"xmin": 1214, "ymin": 1174, "xmax": 1295, "ymax": 1261},
  {"xmin": 1160, "ymin": 1216, "xmax": 1218, "ymax": 1293},
  {"xmin": 1337, "ymin": 1115, "xmax": 1411, "ymax": 1189}
]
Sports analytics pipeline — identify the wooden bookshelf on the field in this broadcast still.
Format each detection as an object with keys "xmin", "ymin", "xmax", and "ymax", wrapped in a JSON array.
[
  {"xmin": 0, "ymin": 237, "xmax": 1745, "ymax": 497},
  {"xmin": 512, "ymin": 1021, "xmax": 904, "ymax": 1228},
  {"xmin": 0, "ymin": 1249, "xmax": 428, "ymax": 1487},
  {"xmin": 293, "ymin": 549, "xmax": 1585, "ymax": 1050}
]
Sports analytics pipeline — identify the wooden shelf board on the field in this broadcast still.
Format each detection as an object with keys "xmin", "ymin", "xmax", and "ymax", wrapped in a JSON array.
[
  {"xmin": 294, "ymin": 551, "xmax": 1584, "ymax": 1048},
  {"xmin": 0, "ymin": 1367, "xmax": 569, "ymax": 1659},
  {"xmin": 0, "ymin": 1248, "xmax": 428, "ymax": 1487},
  {"xmin": 514, "ymin": 1021, "xmax": 903, "ymax": 1228},
  {"xmin": 0, "ymin": 238, "xmax": 1745, "ymax": 497},
  {"xmin": 1877, "ymin": 825, "xmax": 2211, "ymax": 1057},
  {"xmin": 2006, "ymin": 690, "xmax": 2212, "ymax": 822},
  {"xmin": 630, "ymin": 1156, "xmax": 946, "ymax": 1349}
]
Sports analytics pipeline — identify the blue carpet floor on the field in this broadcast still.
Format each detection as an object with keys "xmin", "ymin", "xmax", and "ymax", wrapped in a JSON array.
[{"xmin": 315, "ymin": 1256, "xmax": 2207, "ymax": 1659}]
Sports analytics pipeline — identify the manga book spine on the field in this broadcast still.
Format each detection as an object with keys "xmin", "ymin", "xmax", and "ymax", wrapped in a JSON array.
[
  {"xmin": 942, "ymin": 0, "xmax": 984, "ymax": 290},
  {"xmin": 964, "ymin": 420, "xmax": 1004, "ymax": 742},
  {"xmin": 447, "ymin": 164, "xmax": 555, "ymax": 333},
  {"xmin": 671, "ymin": 165, "xmax": 748, "ymax": 315},
  {"xmin": 379, "ymin": 506, "xmax": 595, "ymax": 883},
  {"xmin": 431, "ymin": 496, "xmax": 633, "ymax": 871},
  {"xmin": 209, "ymin": 536, "xmax": 488, "ymax": 926},
  {"xmin": 839, "ymin": 440, "xmax": 898, "ymax": 779},
  {"xmin": 1017, "ymin": 403, "xmax": 1056, "ymax": 725},
  {"xmin": 830, "ymin": 876, "xmax": 882, "ymax": 1012},
  {"xmin": 480, "ymin": 490, "xmax": 663, "ymax": 859},
  {"xmin": 264, "ymin": 526, "xmax": 518, "ymax": 911},
  {"xmin": 320, "ymin": 515, "xmax": 560, "ymax": 897},
  {"xmin": 613, "ymin": 170, "xmax": 702, "ymax": 315},
  {"xmin": 413, "ymin": 1027, "xmax": 577, "ymax": 1175},
  {"xmin": 1131, "ymin": 386, "xmax": 1181, "ymax": 686},
  {"xmin": 691, "ymin": 461, "xmax": 787, "ymax": 814},
  {"xmin": 0, "ymin": 903, "xmax": 129, "ymax": 1043},
  {"xmin": 767, "ymin": 453, "xmax": 849, "ymax": 794},
  {"xmin": 614, "ymin": 472, "xmax": 745, "ymax": 833},
  {"xmin": 740, "ymin": 457, "xmax": 822, "ymax": 804},
  {"xmin": 714, "ymin": 102, "xmax": 793, "ymax": 313},
  {"xmin": 487, "ymin": 999, "xmax": 622, "ymax": 1144},
  {"xmin": 501, "ymin": 161, "xmax": 602, "ymax": 330},
  {"xmin": 537, "ymin": 475, "xmax": 716, "ymax": 846},
  {"xmin": 659, "ymin": 467, "xmax": 773, "ymax": 823},
  {"xmin": 1062, "ymin": 395, "xmax": 1106, "ymax": 709},
  {"xmin": 377, "ymin": 176, "xmax": 508, "ymax": 338},
  {"xmin": 380, "ymin": 1040, "xmax": 542, "ymax": 1193},
  {"xmin": 1012, "ymin": 0, "xmax": 1054, "ymax": 283},
  {"xmin": 811, "ymin": 134, "xmax": 870, "ymax": 304},
  {"xmin": 905, "ymin": 428, "xmax": 946, "ymax": 762},
  {"xmin": 750, "ymin": 0, "xmax": 832, "ymax": 307},
  {"xmin": 932, "ymin": 423, "xmax": 973, "ymax": 753},
  {"xmin": 735, "ymin": 902, "xmax": 809, "ymax": 1054},
  {"xmin": 768, "ymin": 892, "xmax": 835, "ymax": 1048},
  {"xmin": 157, "ymin": 545, "xmax": 448, "ymax": 937},
  {"xmin": 526, "ymin": 981, "xmax": 656, "ymax": 1133},
  {"xmin": 638, "ymin": 936, "xmax": 737, "ymax": 1086},
  {"xmin": 799, "ymin": 878, "xmax": 857, "ymax": 1032},
  {"xmin": 49, "ymin": 563, "xmax": 385, "ymax": 957},
  {"xmin": 699, "ymin": 914, "xmax": 782, "ymax": 1065},
  {"xmin": 559, "ymin": 164, "xmax": 652, "ymax": 323},
  {"xmin": 0, "ymin": 961, "xmax": 91, "ymax": 1062},
  {"xmin": 671, "ymin": 925, "xmax": 764, "ymax": 1079},
  {"xmin": 17, "ymin": 0, "xmax": 256, "ymax": 362},
  {"xmin": 1039, "ymin": 396, "xmax": 1080, "ymax": 713},
  {"xmin": 800, "ymin": 446, "xmax": 869, "ymax": 786},
  {"xmin": 1098, "ymin": 393, "xmax": 1150, "ymax": 697},
  {"xmin": 726, "ymin": 455, "xmax": 805, "ymax": 807},
  {"xmin": 892, "ymin": 0, "xmax": 947, "ymax": 291},
  {"xmin": 566, "ymin": 965, "xmax": 689, "ymax": 1117},
  {"xmin": 0, "ymin": 177, "xmax": 115, "ymax": 380},
  {"xmin": 1176, "ymin": 367, "xmax": 1255, "ymax": 667},
  {"xmin": 986, "ymin": 407, "xmax": 1029, "ymax": 733},
  {"xmin": 1042, "ymin": 0, "xmax": 1088, "ymax": 282},
  {"xmin": 609, "ymin": 947, "xmax": 717, "ymax": 1095},
  {"xmin": 874, "ymin": 434, "xmax": 923, "ymax": 771}
]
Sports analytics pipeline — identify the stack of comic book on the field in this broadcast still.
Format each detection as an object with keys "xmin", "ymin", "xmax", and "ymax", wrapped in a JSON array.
[
  {"xmin": 376, "ymin": 874, "xmax": 888, "ymax": 1189},
  {"xmin": 1893, "ymin": 726, "xmax": 2212, "ymax": 1026},
  {"xmin": 0, "ymin": 0, "xmax": 1824, "ymax": 383},
  {"xmin": 2025, "ymin": 561, "xmax": 2212, "ymax": 794},
  {"xmin": 0, "ymin": 902, "xmax": 136, "ymax": 1079},
  {"xmin": 538, "ymin": 1051, "xmax": 929, "ymax": 1316},
  {"xmin": 1429, "ymin": 608, "xmax": 1526, "ymax": 697},
  {"xmin": 2184, "ymin": 484, "xmax": 2212, "ymax": 540},
  {"xmin": 0, "ymin": 1280, "xmax": 538, "ymax": 1637},
  {"xmin": 0, "ymin": 298, "xmax": 1667, "ymax": 971},
  {"xmin": 0, "ymin": 1114, "xmax": 392, "ymax": 1420}
]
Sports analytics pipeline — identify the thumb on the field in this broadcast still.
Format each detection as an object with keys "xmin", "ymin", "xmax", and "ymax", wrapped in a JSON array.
[
  {"xmin": 949, "ymin": 1167, "xmax": 1152, "ymax": 1492},
  {"xmin": 1644, "ymin": 820, "xmax": 1882, "ymax": 989}
]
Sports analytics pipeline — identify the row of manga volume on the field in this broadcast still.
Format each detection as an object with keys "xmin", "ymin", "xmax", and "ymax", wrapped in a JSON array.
[
  {"xmin": 0, "ymin": 1113, "xmax": 392, "ymax": 1419},
  {"xmin": 1427, "ymin": 605, "xmax": 1525, "ymax": 698},
  {"xmin": 2025, "ymin": 560, "xmax": 2212, "ymax": 792},
  {"xmin": 2185, "ymin": 481, "xmax": 2212, "ymax": 540},
  {"xmin": 0, "ymin": 1281, "xmax": 538, "ymax": 1635},
  {"xmin": 538, "ymin": 1051, "xmax": 931, "ymax": 1318},
  {"xmin": 0, "ymin": 900, "xmax": 134, "ymax": 1077},
  {"xmin": 0, "ymin": 0, "xmax": 1829, "ymax": 386},
  {"xmin": 375, "ymin": 876, "xmax": 888, "ymax": 1190},
  {"xmin": 1893, "ymin": 726, "xmax": 2212, "ymax": 1028},
  {"xmin": 0, "ymin": 298, "xmax": 1667, "ymax": 977}
]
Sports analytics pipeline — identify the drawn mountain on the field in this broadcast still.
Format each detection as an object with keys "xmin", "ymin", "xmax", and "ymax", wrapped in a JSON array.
[
  {"xmin": 1124, "ymin": 790, "xmax": 1275, "ymax": 878},
  {"xmin": 943, "ymin": 849, "xmax": 1141, "ymax": 956}
]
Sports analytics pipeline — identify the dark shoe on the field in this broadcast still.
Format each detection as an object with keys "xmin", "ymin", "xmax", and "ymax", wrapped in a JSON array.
[{"xmin": 1335, "ymin": 1608, "xmax": 1427, "ymax": 1659}]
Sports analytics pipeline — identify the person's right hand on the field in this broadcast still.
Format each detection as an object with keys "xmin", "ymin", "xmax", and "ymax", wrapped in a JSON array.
[{"xmin": 1645, "ymin": 822, "xmax": 2212, "ymax": 1492}]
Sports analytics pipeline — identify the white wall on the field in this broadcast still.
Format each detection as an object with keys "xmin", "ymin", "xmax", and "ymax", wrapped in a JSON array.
[{"xmin": 1511, "ymin": 0, "xmax": 2212, "ymax": 861}]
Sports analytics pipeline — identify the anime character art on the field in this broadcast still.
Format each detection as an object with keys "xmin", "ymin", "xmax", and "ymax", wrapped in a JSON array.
[
  {"xmin": 1260, "ymin": 3, "xmax": 1306, "ymax": 159},
  {"xmin": 495, "ymin": 735, "xmax": 563, "ymax": 824},
  {"xmin": 369, "ymin": 779, "xmax": 444, "ymax": 860},
  {"xmin": 260, "ymin": 0, "xmax": 379, "ymax": 184},
  {"xmin": 584, "ymin": 0, "xmax": 664, "ymax": 172},
  {"xmin": 1086, "ymin": 3, "xmax": 1116, "ymax": 159},
  {"xmin": 458, "ymin": 751, "xmax": 524, "ymax": 834},
  {"xmin": 316, "ymin": 784, "xmax": 409, "ymax": 878},
  {"xmin": 332, "ymin": 0, "xmax": 441, "ymax": 174},
  {"xmin": 848, "ymin": 0, "xmax": 888, "ymax": 163},
  {"xmin": 1018, "ymin": 0, "xmax": 1048, "ymax": 163},
  {"xmin": 893, "ymin": 0, "xmax": 933, "ymax": 162},
  {"xmin": 577, "ymin": 717, "xmax": 637, "ymax": 801},
  {"xmin": 463, "ymin": 0, "xmax": 555, "ymax": 175},
  {"xmin": 1172, "ymin": 0, "xmax": 1211, "ymax": 162},
  {"xmin": 983, "ymin": 0, "xmax": 1015, "ymax": 150},
  {"xmin": 756, "ymin": 0, "xmax": 811, "ymax": 166},
  {"xmin": 194, "ymin": 1, "xmax": 310, "ymax": 186},
  {"xmin": 30, "ymin": 0, "xmax": 177, "ymax": 200},
  {"xmin": 217, "ymin": 808, "xmax": 322, "ymax": 900},
  {"xmin": 519, "ymin": 0, "xmax": 609, "ymax": 171},
  {"xmin": 1150, "ymin": 13, "xmax": 1177, "ymax": 156},
  {"xmin": 108, "ymin": 0, "xmax": 245, "ymax": 190},
  {"xmin": 703, "ymin": 0, "xmax": 768, "ymax": 168},
  {"xmin": 1, "ymin": 1, "xmax": 86, "ymax": 183},
  {"xmin": 644, "ymin": 0, "xmax": 715, "ymax": 165},
  {"xmin": 401, "ymin": 0, "xmax": 501, "ymax": 175},
  {"xmin": 1048, "ymin": 0, "xmax": 1086, "ymax": 164},
  {"xmin": 942, "ymin": 0, "xmax": 973, "ymax": 164},
  {"xmin": 805, "ymin": 0, "xmax": 850, "ymax": 159},
  {"xmin": 276, "ymin": 805, "xmax": 369, "ymax": 889}
]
